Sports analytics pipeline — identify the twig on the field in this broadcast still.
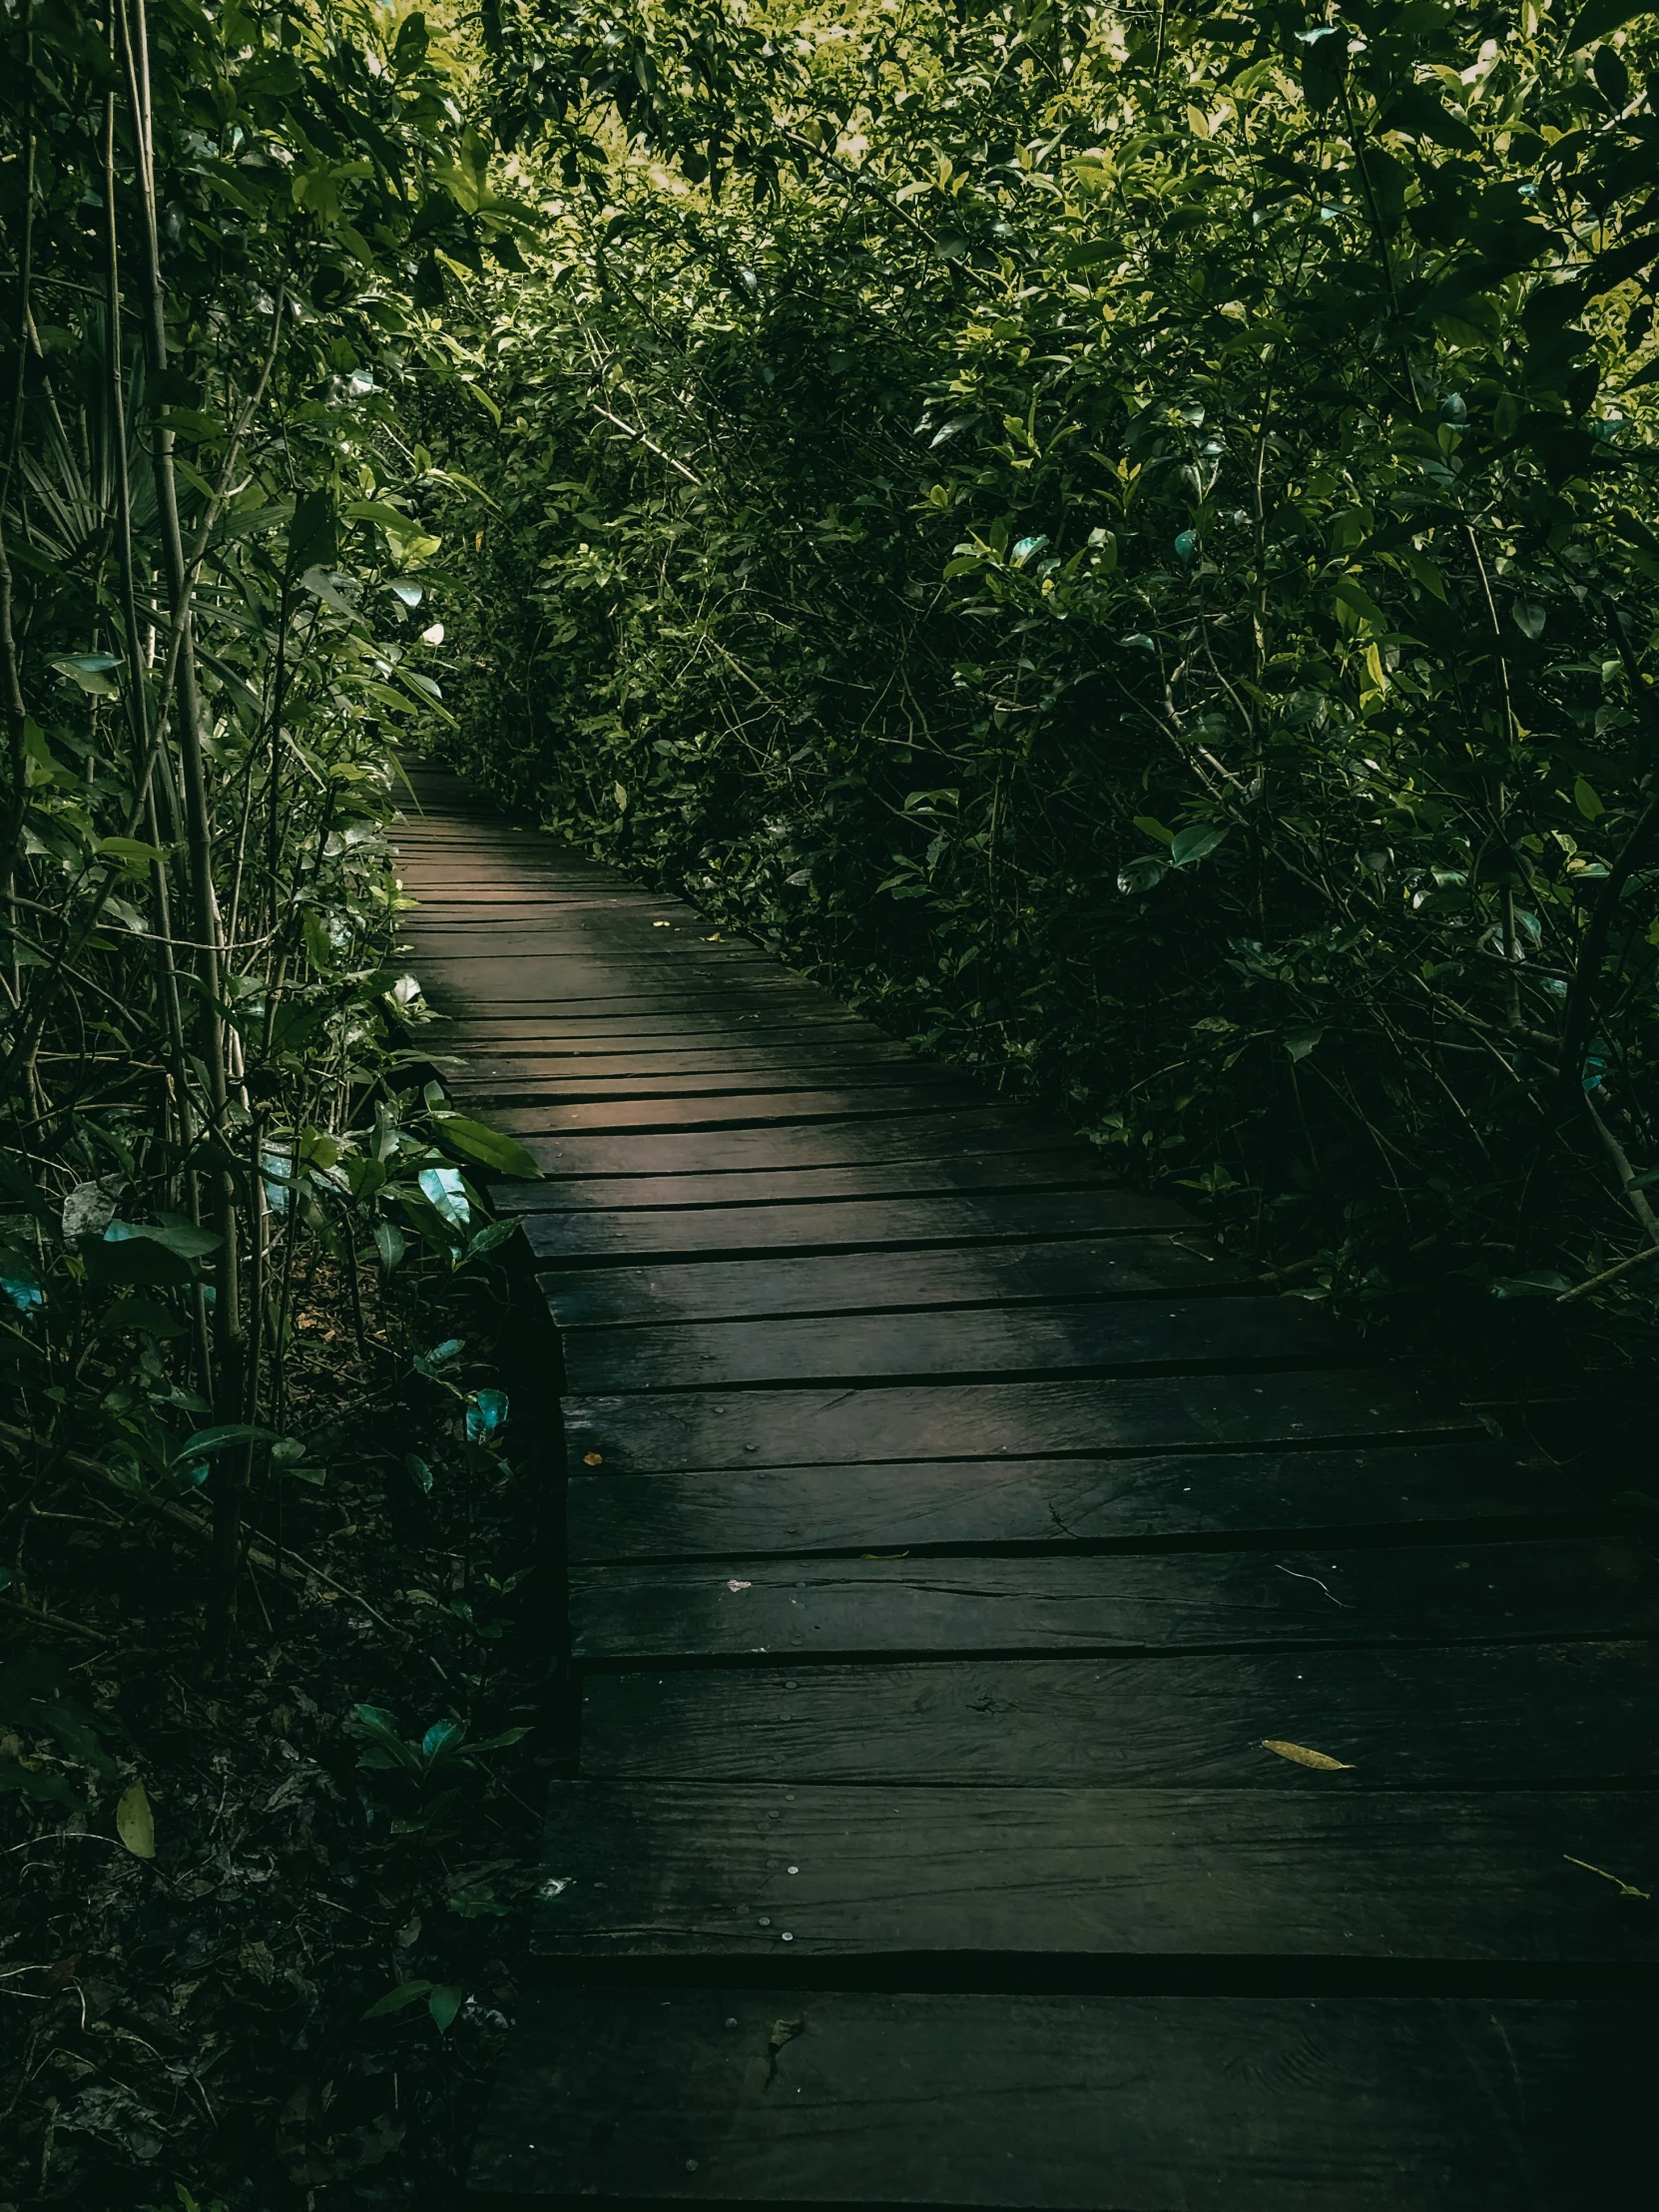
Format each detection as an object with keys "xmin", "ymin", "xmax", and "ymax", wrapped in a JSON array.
[{"xmin": 1556, "ymin": 1240, "xmax": 1659, "ymax": 1304}]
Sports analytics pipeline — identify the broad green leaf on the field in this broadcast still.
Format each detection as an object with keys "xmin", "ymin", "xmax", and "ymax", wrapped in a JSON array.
[
  {"xmin": 434, "ymin": 1116, "xmax": 544, "ymax": 1179},
  {"xmin": 364, "ymin": 1978, "xmax": 433, "ymax": 2019},
  {"xmin": 1170, "ymin": 824, "xmax": 1229, "ymax": 867},
  {"xmin": 1565, "ymin": 1, "xmax": 1651, "ymax": 51}
]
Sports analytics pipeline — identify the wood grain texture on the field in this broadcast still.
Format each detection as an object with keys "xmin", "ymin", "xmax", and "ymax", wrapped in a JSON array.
[
  {"xmin": 530, "ymin": 1780, "xmax": 1659, "ymax": 1960},
  {"xmin": 562, "ymin": 1370, "xmax": 1473, "ymax": 1471},
  {"xmin": 565, "ymin": 1443, "xmax": 1578, "ymax": 1559},
  {"xmin": 515, "ymin": 1187, "xmax": 1190, "ymax": 1255},
  {"xmin": 469, "ymin": 1987, "xmax": 1651, "ymax": 2211},
  {"xmin": 557, "ymin": 1295, "xmax": 1355, "ymax": 1393},
  {"xmin": 492, "ymin": 1083, "xmax": 987, "ymax": 1136},
  {"xmin": 581, "ymin": 1642, "xmax": 1659, "ymax": 1786},
  {"xmin": 569, "ymin": 1539, "xmax": 1659, "ymax": 1659},
  {"xmin": 438, "ymin": 1008, "xmax": 883, "ymax": 1043},
  {"xmin": 520, "ymin": 1106, "xmax": 1084, "ymax": 1180},
  {"xmin": 498, "ymin": 1156, "xmax": 1127, "ymax": 1216},
  {"xmin": 541, "ymin": 1238, "xmax": 1251, "ymax": 1326}
]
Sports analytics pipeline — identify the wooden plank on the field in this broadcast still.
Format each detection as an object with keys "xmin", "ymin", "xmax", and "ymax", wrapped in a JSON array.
[
  {"xmin": 520, "ymin": 1108, "xmax": 1090, "ymax": 1180},
  {"xmin": 557, "ymin": 1295, "xmax": 1354, "ymax": 1393},
  {"xmin": 430, "ymin": 1007, "xmax": 885, "ymax": 1042},
  {"xmin": 565, "ymin": 1443, "xmax": 1579, "ymax": 1559},
  {"xmin": 493, "ymin": 1083, "xmax": 987, "ymax": 1136},
  {"xmin": 515, "ymin": 1187, "xmax": 1195, "ymax": 1254},
  {"xmin": 562, "ymin": 1371, "xmax": 1473, "ymax": 1471},
  {"xmin": 446, "ymin": 1039, "xmax": 925, "ymax": 1084},
  {"xmin": 500, "ymin": 1156, "xmax": 1129, "ymax": 1216},
  {"xmin": 542, "ymin": 1238, "xmax": 1250, "ymax": 1327},
  {"xmin": 530, "ymin": 1780, "xmax": 1659, "ymax": 1961},
  {"xmin": 448, "ymin": 1063, "xmax": 957, "ymax": 1108},
  {"xmin": 569, "ymin": 1539, "xmax": 1659, "ymax": 1660},
  {"xmin": 418, "ymin": 978, "xmax": 828, "ymax": 1018},
  {"xmin": 581, "ymin": 1642, "xmax": 1658, "ymax": 1786},
  {"xmin": 471, "ymin": 1986, "xmax": 1649, "ymax": 2211}
]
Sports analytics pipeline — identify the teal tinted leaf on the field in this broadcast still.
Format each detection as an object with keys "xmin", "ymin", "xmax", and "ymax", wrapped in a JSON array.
[
  {"xmin": 418, "ymin": 1165, "xmax": 471, "ymax": 1227},
  {"xmin": 466, "ymin": 1388, "xmax": 509, "ymax": 1442},
  {"xmin": 1010, "ymin": 534, "xmax": 1048, "ymax": 567},
  {"xmin": 1173, "ymin": 530, "xmax": 1198, "ymax": 561},
  {"xmin": 434, "ymin": 1116, "xmax": 544, "ymax": 1179},
  {"xmin": 2, "ymin": 1266, "xmax": 44, "ymax": 1314},
  {"xmin": 374, "ymin": 1221, "xmax": 406, "ymax": 1271},
  {"xmin": 1512, "ymin": 601, "xmax": 1546, "ymax": 639},
  {"xmin": 421, "ymin": 1718, "xmax": 466, "ymax": 1761},
  {"xmin": 428, "ymin": 1983, "xmax": 464, "ymax": 2033}
]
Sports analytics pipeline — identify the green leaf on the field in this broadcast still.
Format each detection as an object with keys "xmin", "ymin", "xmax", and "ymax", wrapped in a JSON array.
[
  {"xmin": 1565, "ymin": 1, "xmax": 1651, "ymax": 52},
  {"xmin": 178, "ymin": 1423, "xmax": 278, "ymax": 1463},
  {"xmin": 116, "ymin": 1780, "xmax": 156, "ymax": 1859},
  {"xmin": 427, "ymin": 1983, "xmax": 464, "ymax": 2033},
  {"xmin": 1133, "ymin": 815, "xmax": 1175, "ymax": 847},
  {"xmin": 1170, "ymin": 824, "xmax": 1229, "ymax": 867},
  {"xmin": 434, "ymin": 1116, "xmax": 544, "ymax": 1179},
  {"xmin": 1286, "ymin": 1026, "xmax": 1325, "ymax": 1062},
  {"xmin": 364, "ymin": 1977, "xmax": 433, "ymax": 2019},
  {"xmin": 1574, "ymin": 778, "xmax": 1605, "ymax": 820}
]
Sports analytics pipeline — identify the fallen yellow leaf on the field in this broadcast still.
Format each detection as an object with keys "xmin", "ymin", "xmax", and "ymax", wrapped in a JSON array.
[
  {"xmin": 1262, "ymin": 1738, "xmax": 1354, "ymax": 1772},
  {"xmin": 116, "ymin": 1781, "xmax": 156, "ymax": 1859}
]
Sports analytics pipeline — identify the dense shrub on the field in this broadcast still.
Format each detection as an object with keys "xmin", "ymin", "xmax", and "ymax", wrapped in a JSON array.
[{"xmin": 425, "ymin": 0, "xmax": 1659, "ymax": 1342}]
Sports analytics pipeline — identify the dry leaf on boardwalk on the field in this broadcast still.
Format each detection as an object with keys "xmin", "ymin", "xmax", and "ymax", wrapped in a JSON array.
[{"xmin": 1262, "ymin": 1739, "xmax": 1355, "ymax": 1771}]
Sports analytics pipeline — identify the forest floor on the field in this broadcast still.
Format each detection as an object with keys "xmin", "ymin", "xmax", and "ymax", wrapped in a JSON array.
[{"xmin": 0, "ymin": 1250, "xmax": 558, "ymax": 2212}]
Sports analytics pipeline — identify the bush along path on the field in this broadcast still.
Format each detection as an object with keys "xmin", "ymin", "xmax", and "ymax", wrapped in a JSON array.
[
  {"xmin": 428, "ymin": 0, "xmax": 1659, "ymax": 1426},
  {"xmin": 1, "ymin": 1054, "xmax": 558, "ymax": 2210},
  {"xmin": 0, "ymin": 10, "xmax": 559, "ymax": 2199}
]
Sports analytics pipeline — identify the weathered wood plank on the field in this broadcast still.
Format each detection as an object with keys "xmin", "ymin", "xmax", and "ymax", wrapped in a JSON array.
[
  {"xmin": 447, "ymin": 1050, "xmax": 940, "ymax": 1105},
  {"xmin": 500, "ymin": 1157, "xmax": 1128, "ymax": 1216},
  {"xmin": 493, "ymin": 1083, "xmax": 987, "ymax": 1136},
  {"xmin": 516, "ymin": 1187, "xmax": 1193, "ymax": 1255},
  {"xmin": 564, "ymin": 1443, "xmax": 1577, "ymax": 1559},
  {"xmin": 562, "ymin": 1371, "xmax": 1473, "ymax": 1471},
  {"xmin": 558, "ymin": 1295, "xmax": 1354, "ymax": 1393},
  {"xmin": 569, "ymin": 1539, "xmax": 1659, "ymax": 1660},
  {"xmin": 542, "ymin": 1239, "xmax": 1250, "ymax": 1327},
  {"xmin": 441, "ymin": 1009, "xmax": 881, "ymax": 1047},
  {"xmin": 530, "ymin": 1781, "xmax": 1659, "ymax": 1960},
  {"xmin": 470, "ymin": 1986, "xmax": 1650, "ymax": 2211},
  {"xmin": 521, "ymin": 1107, "xmax": 1084, "ymax": 1180},
  {"xmin": 581, "ymin": 1643, "xmax": 1657, "ymax": 1786}
]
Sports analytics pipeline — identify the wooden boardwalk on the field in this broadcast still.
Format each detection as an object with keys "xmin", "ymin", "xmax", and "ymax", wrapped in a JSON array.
[{"xmin": 392, "ymin": 763, "xmax": 1655, "ymax": 2211}]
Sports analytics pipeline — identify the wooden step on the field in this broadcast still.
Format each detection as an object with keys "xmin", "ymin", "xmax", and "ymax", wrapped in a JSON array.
[{"xmin": 468, "ymin": 1987, "xmax": 1651, "ymax": 2210}]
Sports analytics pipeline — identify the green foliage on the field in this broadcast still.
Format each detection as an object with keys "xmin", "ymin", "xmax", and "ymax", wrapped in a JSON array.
[
  {"xmin": 0, "ymin": 2, "xmax": 538, "ymax": 1642},
  {"xmin": 426, "ymin": 0, "xmax": 1659, "ymax": 1325}
]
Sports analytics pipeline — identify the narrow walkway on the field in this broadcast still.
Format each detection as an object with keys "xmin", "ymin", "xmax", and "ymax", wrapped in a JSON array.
[{"xmin": 392, "ymin": 763, "xmax": 1654, "ymax": 2211}]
